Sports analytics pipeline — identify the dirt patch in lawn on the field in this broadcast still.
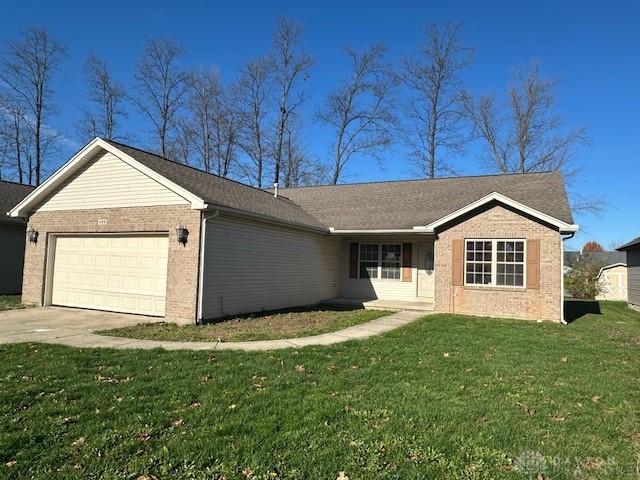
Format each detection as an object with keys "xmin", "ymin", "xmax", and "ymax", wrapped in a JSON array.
[{"xmin": 98, "ymin": 306, "xmax": 391, "ymax": 342}]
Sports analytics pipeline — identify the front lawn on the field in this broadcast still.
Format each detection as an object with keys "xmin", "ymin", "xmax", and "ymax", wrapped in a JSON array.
[
  {"xmin": 0, "ymin": 295, "xmax": 23, "ymax": 311},
  {"xmin": 99, "ymin": 306, "xmax": 390, "ymax": 342},
  {"xmin": 1, "ymin": 301, "xmax": 639, "ymax": 479}
]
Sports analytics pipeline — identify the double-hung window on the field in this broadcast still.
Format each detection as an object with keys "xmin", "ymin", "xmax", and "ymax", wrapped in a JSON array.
[
  {"xmin": 359, "ymin": 243, "xmax": 402, "ymax": 280},
  {"xmin": 465, "ymin": 239, "xmax": 526, "ymax": 287}
]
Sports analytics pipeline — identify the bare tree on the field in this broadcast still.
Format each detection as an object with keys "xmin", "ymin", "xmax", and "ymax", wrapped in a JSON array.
[
  {"xmin": 235, "ymin": 58, "xmax": 272, "ymax": 188},
  {"xmin": 186, "ymin": 69, "xmax": 241, "ymax": 176},
  {"xmin": 167, "ymin": 118, "xmax": 194, "ymax": 166},
  {"xmin": 77, "ymin": 53, "xmax": 127, "ymax": 141},
  {"xmin": 270, "ymin": 19, "xmax": 313, "ymax": 186},
  {"xmin": 463, "ymin": 63, "xmax": 587, "ymax": 174},
  {"xmin": 402, "ymin": 22, "xmax": 473, "ymax": 178},
  {"xmin": 0, "ymin": 28, "xmax": 67, "ymax": 185},
  {"xmin": 0, "ymin": 94, "xmax": 30, "ymax": 183},
  {"xmin": 132, "ymin": 37, "xmax": 191, "ymax": 157},
  {"xmin": 318, "ymin": 44, "xmax": 398, "ymax": 184}
]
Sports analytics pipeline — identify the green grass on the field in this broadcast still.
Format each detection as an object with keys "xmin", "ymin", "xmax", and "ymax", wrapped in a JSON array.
[
  {"xmin": 99, "ymin": 306, "xmax": 390, "ymax": 342},
  {"xmin": 1, "ymin": 301, "xmax": 639, "ymax": 479},
  {"xmin": 0, "ymin": 295, "xmax": 24, "ymax": 311}
]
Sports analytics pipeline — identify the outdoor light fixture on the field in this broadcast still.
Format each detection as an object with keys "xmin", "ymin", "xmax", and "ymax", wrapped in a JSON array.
[
  {"xmin": 27, "ymin": 227, "xmax": 39, "ymax": 244},
  {"xmin": 176, "ymin": 226, "xmax": 189, "ymax": 245}
]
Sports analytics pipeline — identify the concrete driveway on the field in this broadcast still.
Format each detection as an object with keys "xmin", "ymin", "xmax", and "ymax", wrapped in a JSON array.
[{"xmin": 0, "ymin": 307, "xmax": 162, "ymax": 347}]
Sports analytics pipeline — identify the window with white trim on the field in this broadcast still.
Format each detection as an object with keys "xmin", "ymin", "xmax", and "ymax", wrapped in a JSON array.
[
  {"xmin": 465, "ymin": 239, "xmax": 526, "ymax": 287},
  {"xmin": 359, "ymin": 243, "xmax": 402, "ymax": 280}
]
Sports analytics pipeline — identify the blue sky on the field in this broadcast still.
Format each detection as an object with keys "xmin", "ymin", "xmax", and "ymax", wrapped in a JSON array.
[{"xmin": 1, "ymin": 0, "xmax": 638, "ymax": 250}]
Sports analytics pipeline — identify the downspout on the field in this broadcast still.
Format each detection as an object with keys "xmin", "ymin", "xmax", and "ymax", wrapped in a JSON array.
[
  {"xmin": 560, "ymin": 231, "xmax": 576, "ymax": 325},
  {"xmin": 196, "ymin": 210, "xmax": 220, "ymax": 325}
]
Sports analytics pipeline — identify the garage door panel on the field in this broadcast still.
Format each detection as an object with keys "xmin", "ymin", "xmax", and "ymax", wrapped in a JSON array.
[{"xmin": 51, "ymin": 234, "xmax": 168, "ymax": 316}]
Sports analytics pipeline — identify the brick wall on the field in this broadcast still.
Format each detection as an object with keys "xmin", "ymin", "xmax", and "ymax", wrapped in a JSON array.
[
  {"xmin": 22, "ymin": 205, "xmax": 201, "ymax": 323},
  {"xmin": 434, "ymin": 204, "xmax": 563, "ymax": 322}
]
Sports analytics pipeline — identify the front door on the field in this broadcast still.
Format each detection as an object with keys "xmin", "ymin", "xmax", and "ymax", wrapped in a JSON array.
[{"xmin": 417, "ymin": 243, "xmax": 435, "ymax": 299}]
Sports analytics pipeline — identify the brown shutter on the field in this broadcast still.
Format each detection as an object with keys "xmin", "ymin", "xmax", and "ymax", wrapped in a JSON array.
[
  {"xmin": 349, "ymin": 242, "xmax": 359, "ymax": 279},
  {"xmin": 402, "ymin": 243, "xmax": 412, "ymax": 282},
  {"xmin": 452, "ymin": 239, "xmax": 464, "ymax": 286},
  {"xmin": 526, "ymin": 239, "xmax": 540, "ymax": 289}
]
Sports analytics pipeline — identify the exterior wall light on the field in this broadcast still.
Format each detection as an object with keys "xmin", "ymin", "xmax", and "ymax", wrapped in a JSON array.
[
  {"xmin": 176, "ymin": 226, "xmax": 189, "ymax": 245},
  {"xmin": 27, "ymin": 227, "xmax": 39, "ymax": 244}
]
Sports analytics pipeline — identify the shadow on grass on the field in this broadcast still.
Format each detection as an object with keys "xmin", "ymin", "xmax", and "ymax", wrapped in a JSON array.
[
  {"xmin": 201, "ymin": 303, "xmax": 364, "ymax": 325},
  {"xmin": 564, "ymin": 299, "xmax": 601, "ymax": 324}
]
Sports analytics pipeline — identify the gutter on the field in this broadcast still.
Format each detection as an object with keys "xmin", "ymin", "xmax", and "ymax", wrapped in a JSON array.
[
  {"xmin": 560, "ymin": 231, "xmax": 576, "ymax": 325},
  {"xmin": 196, "ymin": 209, "xmax": 220, "ymax": 325}
]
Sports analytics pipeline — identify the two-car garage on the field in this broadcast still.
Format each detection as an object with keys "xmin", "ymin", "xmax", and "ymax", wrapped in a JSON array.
[{"xmin": 48, "ymin": 234, "xmax": 169, "ymax": 316}]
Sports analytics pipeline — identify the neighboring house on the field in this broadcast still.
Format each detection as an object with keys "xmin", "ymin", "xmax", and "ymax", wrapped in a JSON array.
[
  {"xmin": 0, "ymin": 180, "xmax": 35, "ymax": 294},
  {"xmin": 564, "ymin": 250, "xmax": 628, "ymax": 301},
  {"xmin": 9, "ymin": 138, "xmax": 578, "ymax": 324},
  {"xmin": 617, "ymin": 237, "xmax": 640, "ymax": 310}
]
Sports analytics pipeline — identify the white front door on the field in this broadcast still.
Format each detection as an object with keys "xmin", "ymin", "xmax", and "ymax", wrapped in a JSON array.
[
  {"xmin": 417, "ymin": 243, "xmax": 435, "ymax": 299},
  {"xmin": 50, "ymin": 234, "xmax": 169, "ymax": 316}
]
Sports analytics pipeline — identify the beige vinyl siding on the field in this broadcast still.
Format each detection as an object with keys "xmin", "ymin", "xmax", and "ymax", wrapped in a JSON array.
[
  {"xmin": 628, "ymin": 249, "xmax": 640, "ymax": 307},
  {"xmin": 36, "ymin": 152, "xmax": 188, "ymax": 212},
  {"xmin": 340, "ymin": 236, "xmax": 432, "ymax": 301},
  {"xmin": 200, "ymin": 214, "xmax": 341, "ymax": 320}
]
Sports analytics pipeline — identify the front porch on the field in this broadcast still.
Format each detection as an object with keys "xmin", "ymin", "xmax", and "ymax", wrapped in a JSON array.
[{"xmin": 323, "ymin": 297, "xmax": 435, "ymax": 312}]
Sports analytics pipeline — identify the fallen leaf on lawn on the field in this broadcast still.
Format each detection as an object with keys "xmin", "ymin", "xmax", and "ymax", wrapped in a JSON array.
[
  {"xmin": 136, "ymin": 475, "xmax": 158, "ymax": 480},
  {"xmin": 190, "ymin": 402, "xmax": 201, "ymax": 409},
  {"xmin": 550, "ymin": 415, "xmax": 566, "ymax": 422},
  {"xmin": 72, "ymin": 437, "xmax": 86, "ymax": 447},
  {"xmin": 61, "ymin": 416, "xmax": 76, "ymax": 425},
  {"xmin": 515, "ymin": 402, "xmax": 536, "ymax": 416},
  {"xmin": 295, "ymin": 364, "xmax": 305, "ymax": 372},
  {"xmin": 228, "ymin": 404, "xmax": 237, "ymax": 410},
  {"xmin": 476, "ymin": 416, "xmax": 488, "ymax": 424},
  {"xmin": 138, "ymin": 431, "xmax": 152, "ymax": 443},
  {"xmin": 443, "ymin": 352, "xmax": 450, "ymax": 357},
  {"xmin": 5, "ymin": 461, "xmax": 16, "ymax": 468},
  {"xmin": 560, "ymin": 356, "xmax": 568, "ymax": 363},
  {"xmin": 592, "ymin": 395, "xmax": 601, "ymax": 403},
  {"xmin": 200, "ymin": 374, "xmax": 210, "ymax": 382},
  {"xmin": 172, "ymin": 419, "xmax": 183, "ymax": 427},
  {"xmin": 242, "ymin": 467, "xmax": 254, "ymax": 478},
  {"xmin": 337, "ymin": 471, "xmax": 349, "ymax": 480}
]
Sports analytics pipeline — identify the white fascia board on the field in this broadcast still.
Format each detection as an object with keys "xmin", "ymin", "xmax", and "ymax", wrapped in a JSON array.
[
  {"xmin": 422, "ymin": 192, "xmax": 579, "ymax": 234},
  {"xmin": 9, "ymin": 138, "xmax": 207, "ymax": 217},
  {"xmin": 329, "ymin": 227, "xmax": 433, "ymax": 234}
]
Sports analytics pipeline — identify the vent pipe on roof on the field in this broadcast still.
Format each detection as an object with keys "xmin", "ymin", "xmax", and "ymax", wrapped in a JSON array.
[{"xmin": 273, "ymin": 182, "xmax": 279, "ymax": 198}]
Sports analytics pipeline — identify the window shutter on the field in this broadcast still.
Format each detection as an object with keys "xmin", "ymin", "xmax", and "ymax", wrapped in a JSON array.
[
  {"xmin": 402, "ymin": 243, "xmax": 412, "ymax": 282},
  {"xmin": 349, "ymin": 243, "xmax": 359, "ymax": 279},
  {"xmin": 526, "ymin": 239, "xmax": 540, "ymax": 289},
  {"xmin": 452, "ymin": 239, "xmax": 464, "ymax": 286}
]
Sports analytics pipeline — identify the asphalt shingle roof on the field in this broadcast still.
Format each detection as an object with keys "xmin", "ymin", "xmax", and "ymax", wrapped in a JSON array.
[
  {"xmin": 1, "ymin": 180, "xmax": 35, "ymax": 224},
  {"xmin": 106, "ymin": 141, "xmax": 326, "ymax": 230},
  {"xmin": 278, "ymin": 171, "xmax": 574, "ymax": 230},
  {"xmin": 617, "ymin": 236, "xmax": 640, "ymax": 251},
  {"xmin": 564, "ymin": 251, "xmax": 627, "ymax": 268},
  {"xmin": 106, "ymin": 141, "xmax": 574, "ymax": 232}
]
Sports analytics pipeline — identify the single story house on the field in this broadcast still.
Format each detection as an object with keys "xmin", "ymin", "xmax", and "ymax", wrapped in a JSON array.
[
  {"xmin": 9, "ymin": 138, "xmax": 579, "ymax": 324},
  {"xmin": 617, "ymin": 237, "xmax": 640, "ymax": 310},
  {"xmin": 0, "ymin": 180, "xmax": 35, "ymax": 294},
  {"xmin": 564, "ymin": 250, "xmax": 628, "ymax": 301}
]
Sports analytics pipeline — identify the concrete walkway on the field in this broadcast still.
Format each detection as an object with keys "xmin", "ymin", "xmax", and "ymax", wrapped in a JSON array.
[{"xmin": 0, "ymin": 307, "xmax": 425, "ymax": 351}]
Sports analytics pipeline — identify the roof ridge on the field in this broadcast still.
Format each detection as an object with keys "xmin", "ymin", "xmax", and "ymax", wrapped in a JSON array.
[
  {"xmin": 105, "ymin": 139, "xmax": 295, "ymax": 203},
  {"xmin": 278, "ymin": 170, "xmax": 560, "ymax": 190}
]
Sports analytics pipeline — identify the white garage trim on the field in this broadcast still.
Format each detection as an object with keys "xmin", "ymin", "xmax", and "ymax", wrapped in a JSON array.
[{"xmin": 45, "ymin": 232, "xmax": 169, "ymax": 316}]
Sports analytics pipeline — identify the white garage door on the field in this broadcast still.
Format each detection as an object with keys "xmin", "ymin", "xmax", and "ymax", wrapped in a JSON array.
[{"xmin": 50, "ymin": 235, "xmax": 169, "ymax": 316}]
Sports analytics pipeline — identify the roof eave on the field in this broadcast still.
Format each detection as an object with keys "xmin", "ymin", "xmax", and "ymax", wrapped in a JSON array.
[{"xmin": 9, "ymin": 138, "xmax": 208, "ymax": 217}]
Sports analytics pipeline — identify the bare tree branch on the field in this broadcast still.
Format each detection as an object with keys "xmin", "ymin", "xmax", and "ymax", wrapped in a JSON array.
[
  {"xmin": 270, "ymin": 18, "xmax": 313, "ymax": 186},
  {"xmin": 318, "ymin": 43, "xmax": 398, "ymax": 184},
  {"xmin": 0, "ymin": 27, "xmax": 67, "ymax": 185},
  {"xmin": 77, "ymin": 53, "xmax": 127, "ymax": 142},
  {"xmin": 402, "ymin": 22, "xmax": 473, "ymax": 178},
  {"xmin": 132, "ymin": 37, "xmax": 190, "ymax": 157}
]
